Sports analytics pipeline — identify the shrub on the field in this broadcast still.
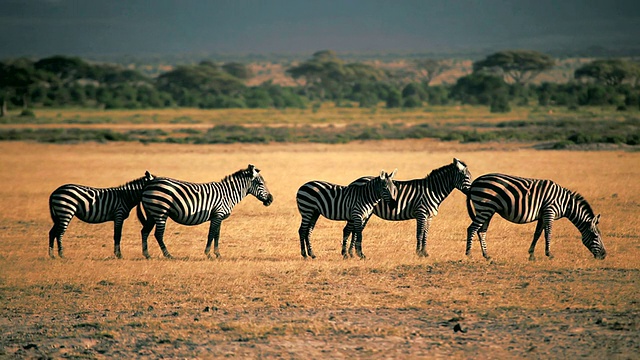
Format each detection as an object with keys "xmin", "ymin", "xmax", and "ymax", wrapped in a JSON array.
[{"xmin": 19, "ymin": 109, "xmax": 36, "ymax": 117}]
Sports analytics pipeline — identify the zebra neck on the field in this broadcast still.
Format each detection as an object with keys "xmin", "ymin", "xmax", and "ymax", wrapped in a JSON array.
[
  {"xmin": 116, "ymin": 183, "xmax": 145, "ymax": 207},
  {"xmin": 565, "ymin": 199, "xmax": 591, "ymax": 235},
  {"xmin": 360, "ymin": 182, "xmax": 381, "ymax": 204},
  {"xmin": 219, "ymin": 178, "xmax": 250, "ymax": 208},
  {"xmin": 426, "ymin": 171, "xmax": 455, "ymax": 204}
]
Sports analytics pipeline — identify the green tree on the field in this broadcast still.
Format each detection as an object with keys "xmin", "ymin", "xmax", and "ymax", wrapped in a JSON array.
[
  {"xmin": 156, "ymin": 64, "xmax": 245, "ymax": 106},
  {"xmin": 222, "ymin": 62, "xmax": 253, "ymax": 80},
  {"xmin": 0, "ymin": 59, "xmax": 51, "ymax": 115},
  {"xmin": 574, "ymin": 59, "xmax": 638, "ymax": 86},
  {"xmin": 34, "ymin": 55, "xmax": 90, "ymax": 84},
  {"xmin": 473, "ymin": 50, "xmax": 555, "ymax": 84},
  {"xmin": 286, "ymin": 50, "xmax": 384, "ymax": 102},
  {"xmin": 410, "ymin": 59, "xmax": 451, "ymax": 86}
]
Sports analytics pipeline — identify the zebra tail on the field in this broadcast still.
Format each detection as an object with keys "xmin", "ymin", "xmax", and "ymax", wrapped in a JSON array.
[{"xmin": 136, "ymin": 203, "xmax": 147, "ymax": 224}]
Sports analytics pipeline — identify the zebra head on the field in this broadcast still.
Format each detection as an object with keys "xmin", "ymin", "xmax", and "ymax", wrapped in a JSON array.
[
  {"xmin": 583, "ymin": 214, "xmax": 606, "ymax": 259},
  {"xmin": 128, "ymin": 170, "xmax": 156, "ymax": 191},
  {"xmin": 452, "ymin": 158, "xmax": 472, "ymax": 194},
  {"xmin": 246, "ymin": 164, "xmax": 273, "ymax": 207},
  {"xmin": 375, "ymin": 169, "xmax": 398, "ymax": 209}
]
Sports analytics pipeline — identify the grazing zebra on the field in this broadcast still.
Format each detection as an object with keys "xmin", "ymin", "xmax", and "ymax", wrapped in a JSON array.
[
  {"xmin": 296, "ymin": 170, "xmax": 398, "ymax": 259},
  {"xmin": 48, "ymin": 171, "xmax": 156, "ymax": 259},
  {"xmin": 137, "ymin": 164, "xmax": 273, "ymax": 259},
  {"xmin": 344, "ymin": 158, "xmax": 471, "ymax": 257},
  {"xmin": 465, "ymin": 173, "xmax": 606, "ymax": 260}
]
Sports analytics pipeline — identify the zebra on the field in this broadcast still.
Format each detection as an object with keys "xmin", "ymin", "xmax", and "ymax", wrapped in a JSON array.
[
  {"xmin": 465, "ymin": 173, "xmax": 606, "ymax": 260},
  {"xmin": 343, "ymin": 158, "xmax": 472, "ymax": 257},
  {"xmin": 136, "ymin": 164, "xmax": 273, "ymax": 259},
  {"xmin": 296, "ymin": 169, "xmax": 398, "ymax": 259},
  {"xmin": 48, "ymin": 171, "xmax": 156, "ymax": 259}
]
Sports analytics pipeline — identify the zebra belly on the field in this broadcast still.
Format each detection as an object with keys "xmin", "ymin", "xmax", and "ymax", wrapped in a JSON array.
[{"xmin": 169, "ymin": 208, "xmax": 213, "ymax": 226}]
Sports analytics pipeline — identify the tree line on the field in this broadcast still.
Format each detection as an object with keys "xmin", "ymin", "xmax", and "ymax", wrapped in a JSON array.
[{"xmin": 1, "ymin": 50, "xmax": 639, "ymax": 117}]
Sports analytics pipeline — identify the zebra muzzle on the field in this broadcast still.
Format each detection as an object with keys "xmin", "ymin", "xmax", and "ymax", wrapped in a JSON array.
[{"xmin": 263, "ymin": 194, "xmax": 274, "ymax": 206}]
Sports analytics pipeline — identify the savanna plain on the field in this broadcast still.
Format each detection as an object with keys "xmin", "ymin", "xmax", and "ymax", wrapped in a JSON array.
[{"xmin": 0, "ymin": 138, "xmax": 639, "ymax": 359}]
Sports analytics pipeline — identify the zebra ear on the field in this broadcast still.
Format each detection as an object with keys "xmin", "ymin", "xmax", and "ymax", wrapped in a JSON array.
[
  {"xmin": 145, "ymin": 171, "xmax": 154, "ymax": 180},
  {"xmin": 379, "ymin": 170, "xmax": 385, "ymax": 179},
  {"xmin": 389, "ymin": 168, "xmax": 397, "ymax": 179},
  {"xmin": 248, "ymin": 164, "xmax": 259, "ymax": 178},
  {"xmin": 454, "ymin": 158, "xmax": 465, "ymax": 170}
]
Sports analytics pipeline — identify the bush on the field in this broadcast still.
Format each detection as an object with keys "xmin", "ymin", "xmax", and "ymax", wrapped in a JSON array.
[
  {"xmin": 19, "ymin": 109, "xmax": 36, "ymax": 117},
  {"xmin": 402, "ymin": 95, "xmax": 422, "ymax": 108},
  {"xmin": 386, "ymin": 89, "xmax": 402, "ymax": 108},
  {"xmin": 490, "ymin": 96, "xmax": 511, "ymax": 113}
]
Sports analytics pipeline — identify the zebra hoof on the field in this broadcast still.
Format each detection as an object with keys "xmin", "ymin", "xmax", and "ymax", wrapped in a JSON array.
[
  {"xmin": 48, "ymin": 248, "xmax": 55, "ymax": 259},
  {"xmin": 214, "ymin": 253, "xmax": 221, "ymax": 259},
  {"xmin": 547, "ymin": 254, "xmax": 555, "ymax": 260},
  {"xmin": 528, "ymin": 255, "xmax": 536, "ymax": 261}
]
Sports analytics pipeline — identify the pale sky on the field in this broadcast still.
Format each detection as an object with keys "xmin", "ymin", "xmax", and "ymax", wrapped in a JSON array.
[{"xmin": 1, "ymin": 0, "xmax": 638, "ymax": 57}]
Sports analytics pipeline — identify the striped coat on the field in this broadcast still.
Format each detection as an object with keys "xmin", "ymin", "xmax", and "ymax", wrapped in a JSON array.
[
  {"xmin": 296, "ymin": 170, "xmax": 398, "ymax": 259},
  {"xmin": 137, "ymin": 164, "xmax": 273, "ymax": 259},
  {"xmin": 344, "ymin": 158, "xmax": 471, "ymax": 257},
  {"xmin": 48, "ymin": 171, "xmax": 155, "ymax": 258},
  {"xmin": 466, "ymin": 173, "xmax": 606, "ymax": 260}
]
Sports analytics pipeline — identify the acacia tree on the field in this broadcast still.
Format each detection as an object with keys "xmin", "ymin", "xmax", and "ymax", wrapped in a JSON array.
[
  {"xmin": 286, "ymin": 50, "xmax": 384, "ymax": 101},
  {"xmin": 34, "ymin": 55, "xmax": 90, "ymax": 84},
  {"xmin": 0, "ymin": 59, "xmax": 51, "ymax": 115},
  {"xmin": 410, "ymin": 59, "xmax": 451, "ymax": 86},
  {"xmin": 222, "ymin": 62, "xmax": 253, "ymax": 80},
  {"xmin": 574, "ymin": 59, "xmax": 639, "ymax": 86},
  {"xmin": 473, "ymin": 50, "xmax": 555, "ymax": 84}
]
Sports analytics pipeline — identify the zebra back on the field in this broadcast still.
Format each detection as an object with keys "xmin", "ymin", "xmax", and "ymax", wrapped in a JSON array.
[
  {"xmin": 49, "ymin": 171, "xmax": 155, "ymax": 223},
  {"xmin": 349, "ymin": 158, "xmax": 470, "ymax": 218},
  {"xmin": 140, "ymin": 164, "xmax": 272, "ymax": 225}
]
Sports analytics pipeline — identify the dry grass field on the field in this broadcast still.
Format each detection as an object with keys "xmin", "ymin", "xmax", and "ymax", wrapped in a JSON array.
[{"xmin": 0, "ymin": 140, "xmax": 638, "ymax": 358}]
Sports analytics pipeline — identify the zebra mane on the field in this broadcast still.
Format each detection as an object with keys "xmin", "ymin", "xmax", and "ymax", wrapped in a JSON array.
[
  {"xmin": 221, "ymin": 168, "xmax": 252, "ymax": 183},
  {"xmin": 427, "ymin": 162, "xmax": 457, "ymax": 180},
  {"xmin": 570, "ymin": 191, "xmax": 595, "ymax": 217},
  {"xmin": 115, "ymin": 174, "xmax": 151, "ymax": 190}
]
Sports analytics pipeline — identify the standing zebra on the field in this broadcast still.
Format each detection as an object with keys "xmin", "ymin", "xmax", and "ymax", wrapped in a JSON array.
[
  {"xmin": 48, "ymin": 171, "xmax": 156, "ymax": 259},
  {"xmin": 137, "ymin": 164, "xmax": 273, "ymax": 259},
  {"xmin": 465, "ymin": 173, "xmax": 606, "ymax": 260},
  {"xmin": 344, "ymin": 158, "xmax": 471, "ymax": 257},
  {"xmin": 296, "ymin": 170, "xmax": 398, "ymax": 259}
]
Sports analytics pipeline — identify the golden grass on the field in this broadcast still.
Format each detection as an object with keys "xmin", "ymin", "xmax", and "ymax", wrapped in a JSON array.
[
  {"xmin": 0, "ymin": 140, "xmax": 638, "ymax": 358},
  {"xmin": 6, "ymin": 104, "xmax": 625, "ymax": 129}
]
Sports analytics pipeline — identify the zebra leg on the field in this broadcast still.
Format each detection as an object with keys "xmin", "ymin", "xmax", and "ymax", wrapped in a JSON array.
[
  {"xmin": 348, "ymin": 217, "xmax": 369, "ymax": 258},
  {"xmin": 352, "ymin": 217, "xmax": 367, "ymax": 260},
  {"xmin": 113, "ymin": 215, "xmax": 124, "ymax": 259},
  {"xmin": 528, "ymin": 219, "xmax": 544, "ymax": 261},
  {"xmin": 48, "ymin": 223, "xmax": 62, "ymax": 258},
  {"xmin": 341, "ymin": 222, "xmax": 352, "ymax": 259},
  {"xmin": 478, "ymin": 221, "xmax": 491, "ymax": 260},
  {"xmin": 298, "ymin": 212, "xmax": 319, "ymax": 259},
  {"xmin": 415, "ymin": 215, "xmax": 432, "ymax": 257},
  {"xmin": 140, "ymin": 218, "xmax": 155, "ymax": 259},
  {"xmin": 153, "ymin": 220, "xmax": 173, "ymax": 259},
  {"xmin": 543, "ymin": 216, "xmax": 555, "ymax": 259},
  {"xmin": 205, "ymin": 218, "xmax": 222, "ymax": 259},
  {"xmin": 465, "ymin": 222, "xmax": 482, "ymax": 257}
]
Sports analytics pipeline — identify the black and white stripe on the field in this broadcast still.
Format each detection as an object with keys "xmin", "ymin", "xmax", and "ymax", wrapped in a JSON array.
[
  {"xmin": 137, "ymin": 164, "xmax": 273, "ymax": 259},
  {"xmin": 344, "ymin": 158, "xmax": 471, "ymax": 257},
  {"xmin": 466, "ymin": 173, "xmax": 606, "ymax": 260},
  {"xmin": 296, "ymin": 170, "xmax": 398, "ymax": 259},
  {"xmin": 48, "ymin": 171, "xmax": 156, "ymax": 258}
]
